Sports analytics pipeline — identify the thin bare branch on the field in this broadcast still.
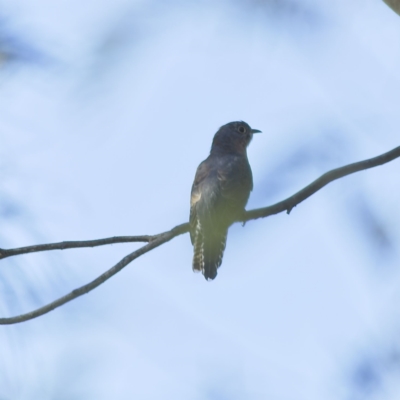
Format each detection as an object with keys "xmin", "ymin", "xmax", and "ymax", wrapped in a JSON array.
[
  {"xmin": 0, "ymin": 223, "xmax": 189, "ymax": 325},
  {"xmin": 0, "ymin": 235, "xmax": 154, "ymax": 260},
  {"xmin": 0, "ymin": 145, "xmax": 399, "ymax": 325},
  {"xmin": 244, "ymin": 145, "xmax": 400, "ymax": 221}
]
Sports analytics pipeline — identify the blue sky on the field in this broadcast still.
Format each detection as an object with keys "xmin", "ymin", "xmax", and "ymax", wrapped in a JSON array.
[{"xmin": 0, "ymin": 1, "xmax": 400, "ymax": 399}]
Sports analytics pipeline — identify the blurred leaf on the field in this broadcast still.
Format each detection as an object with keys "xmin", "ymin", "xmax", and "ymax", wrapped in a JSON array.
[
  {"xmin": 383, "ymin": 0, "xmax": 400, "ymax": 16},
  {"xmin": 256, "ymin": 126, "xmax": 349, "ymax": 203},
  {"xmin": 0, "ymin": 17, "xmax": 52, "ymax": 67},
  {"xmin": 350, "ymin": 345, "xmax": 400, "ymax": 399},
  {"xmin": 349, "ymin": 195, "xmax": 394, "ymax": 259}
]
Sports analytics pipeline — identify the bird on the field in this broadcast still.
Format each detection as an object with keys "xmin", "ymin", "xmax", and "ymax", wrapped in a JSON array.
[{"xmin": 189, "ymin": 121, "xmax": 261, "ymax": 280}]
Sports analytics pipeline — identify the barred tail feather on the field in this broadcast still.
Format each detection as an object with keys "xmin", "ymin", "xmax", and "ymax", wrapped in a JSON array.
[
  {"xmin": 192, "ymin": 220, "xmax": 204, "ymax": 273},
  {"xmin": 202, "ymin": 232, "xmax": 227, "ymax": 280},
  {"xmin": 192, "ymin": 220, "xmax": 227, "ymax": 280}
]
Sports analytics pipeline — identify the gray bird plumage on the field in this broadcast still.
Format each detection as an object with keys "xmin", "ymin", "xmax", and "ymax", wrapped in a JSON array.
[{"xmin": 190, "ymin": 121, "xmax": 260, "ymax": 280}]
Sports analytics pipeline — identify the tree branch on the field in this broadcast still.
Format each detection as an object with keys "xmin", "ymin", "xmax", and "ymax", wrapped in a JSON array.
[
  {"xmin": 0, "ymin": 145, "xmax": 399, "ymax": 325},
  {"xmin": 244, "ymin": 145, "xmax": 400, "ymax": 220},
  {"xmin": 0, "ymin": 235, "xmax": 154, "ymax": 260},
  {"xmin": 0, "ymin": 223, "xmax": 189, "ymax": 325}
]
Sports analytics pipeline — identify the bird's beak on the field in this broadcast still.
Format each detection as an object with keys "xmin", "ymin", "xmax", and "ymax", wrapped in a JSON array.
[{"xmin": 251, "ymin": 129, "xmax": 262, "ymax": 134}]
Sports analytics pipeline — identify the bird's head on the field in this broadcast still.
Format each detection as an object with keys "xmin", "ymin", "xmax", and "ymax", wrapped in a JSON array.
[{"xmin": 211, "ymin": 121, "xmax": 261, "ymax": 155}]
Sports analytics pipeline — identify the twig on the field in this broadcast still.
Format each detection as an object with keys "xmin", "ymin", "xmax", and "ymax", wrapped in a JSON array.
[
  {"xmin": 244, "ymin": 145, "xmax": 400, "ymax": 220},
  {"xmin": 0, "ymin": 235, "xmax": 154, "ymax": 260}
]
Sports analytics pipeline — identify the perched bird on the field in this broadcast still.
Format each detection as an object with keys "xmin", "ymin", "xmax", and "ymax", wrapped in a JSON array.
[{"xmin": 190, "ymin": 121, "xmax": 260, "ymax": 280}]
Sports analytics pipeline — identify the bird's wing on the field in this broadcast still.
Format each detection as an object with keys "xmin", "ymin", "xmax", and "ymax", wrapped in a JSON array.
[
  {"xmin": 189, "ymin": 158, "xmax": 219, "ymax": 244},
  {"xmin": 190, "ymin": 158, "xmax": 229, "ymax": 279}
]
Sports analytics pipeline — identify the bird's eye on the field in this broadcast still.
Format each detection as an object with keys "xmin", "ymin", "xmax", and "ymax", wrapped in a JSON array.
[{"xmin": 238, "ymin": 126, "xmax": 246, "ymax": 134}]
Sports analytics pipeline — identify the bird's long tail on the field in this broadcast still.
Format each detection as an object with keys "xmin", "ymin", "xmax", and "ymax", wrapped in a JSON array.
[{"xmin": 192, "ymin": 221, "xmax": 227, "ymax": 280}]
